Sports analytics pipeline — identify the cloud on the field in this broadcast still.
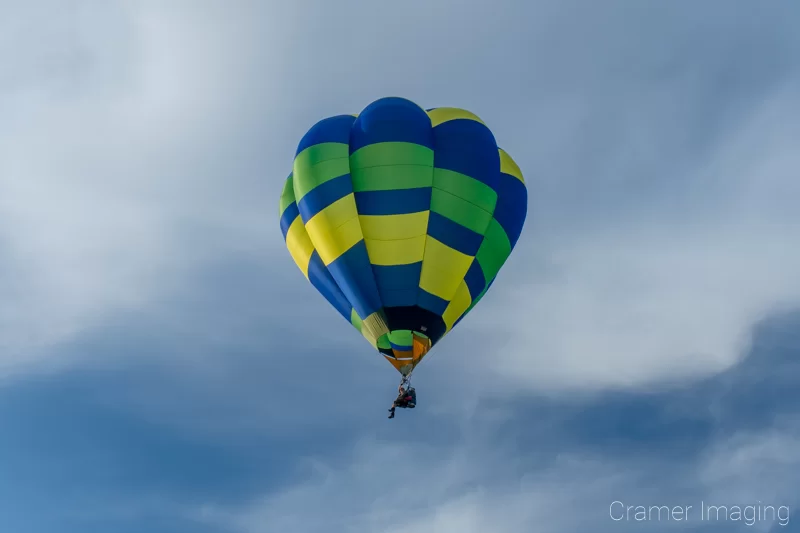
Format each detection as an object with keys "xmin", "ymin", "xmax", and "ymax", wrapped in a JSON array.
[
  {"xmin": 445, "ymin": 62, "xmax": 800, "ymax": 394},
  {"xmin": 481, "ymin": 219, "xmax": 800, "ymax": 392},
  {"xmin": 698, "ymin": 429, "xmax": 800, "ymax": 513},
  {"xmin": 193, "ymin": 404, "xmax": 799, "ymax": 533},
  {"xmin": 194, "ymin": 436, "xmax": 615, "ymax": 533},
  {"xmin": 2, "ymin": 2, "xmax": 799, "ymax": 533},
  {"xmin": 0, "ymin": 2, "xmax": 283, "ymax": 374},
  {"xmin": 189, "ymin": 310, "xmax": 800, "ymax": 533},
  {"xmin": 3, "ymin": 0, "xmax": 797, "ymax": 397}
]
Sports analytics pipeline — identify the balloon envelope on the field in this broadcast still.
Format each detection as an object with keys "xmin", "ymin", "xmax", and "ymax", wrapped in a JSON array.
[{"xmin": 279, "ymin": 97, "xmax": 527, "ymax": 375}]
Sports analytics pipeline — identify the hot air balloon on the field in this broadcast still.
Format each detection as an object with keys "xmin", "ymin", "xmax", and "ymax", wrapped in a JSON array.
[{"xmin": 278, "ymin": 97, "xmax": 527, "ymax": 380}]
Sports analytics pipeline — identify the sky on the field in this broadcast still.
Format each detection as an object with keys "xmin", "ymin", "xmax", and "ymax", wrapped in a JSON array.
[{"xmin": 1, "ymin": 0, "xmax": 799, "ymax": 532}]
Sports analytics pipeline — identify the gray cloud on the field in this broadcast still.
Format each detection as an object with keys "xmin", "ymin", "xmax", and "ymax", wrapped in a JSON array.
[
  {"xmin": 188, "ymin": 310, "xmax": 800, "ymax": 533},
  {"xmin": 2, "ymin": 0, "xmax": 798, "ymax": 394},
  {"xmin": 1, "ymin": 21, "xmax": 799, "ymax": 533},
  {"xmin": 3, "ymin": 3, "xmax": 800, "ymax": 533},
  {"xmin": 0, "ymin": 2, "xmax": 282, "ymax": 369}
]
